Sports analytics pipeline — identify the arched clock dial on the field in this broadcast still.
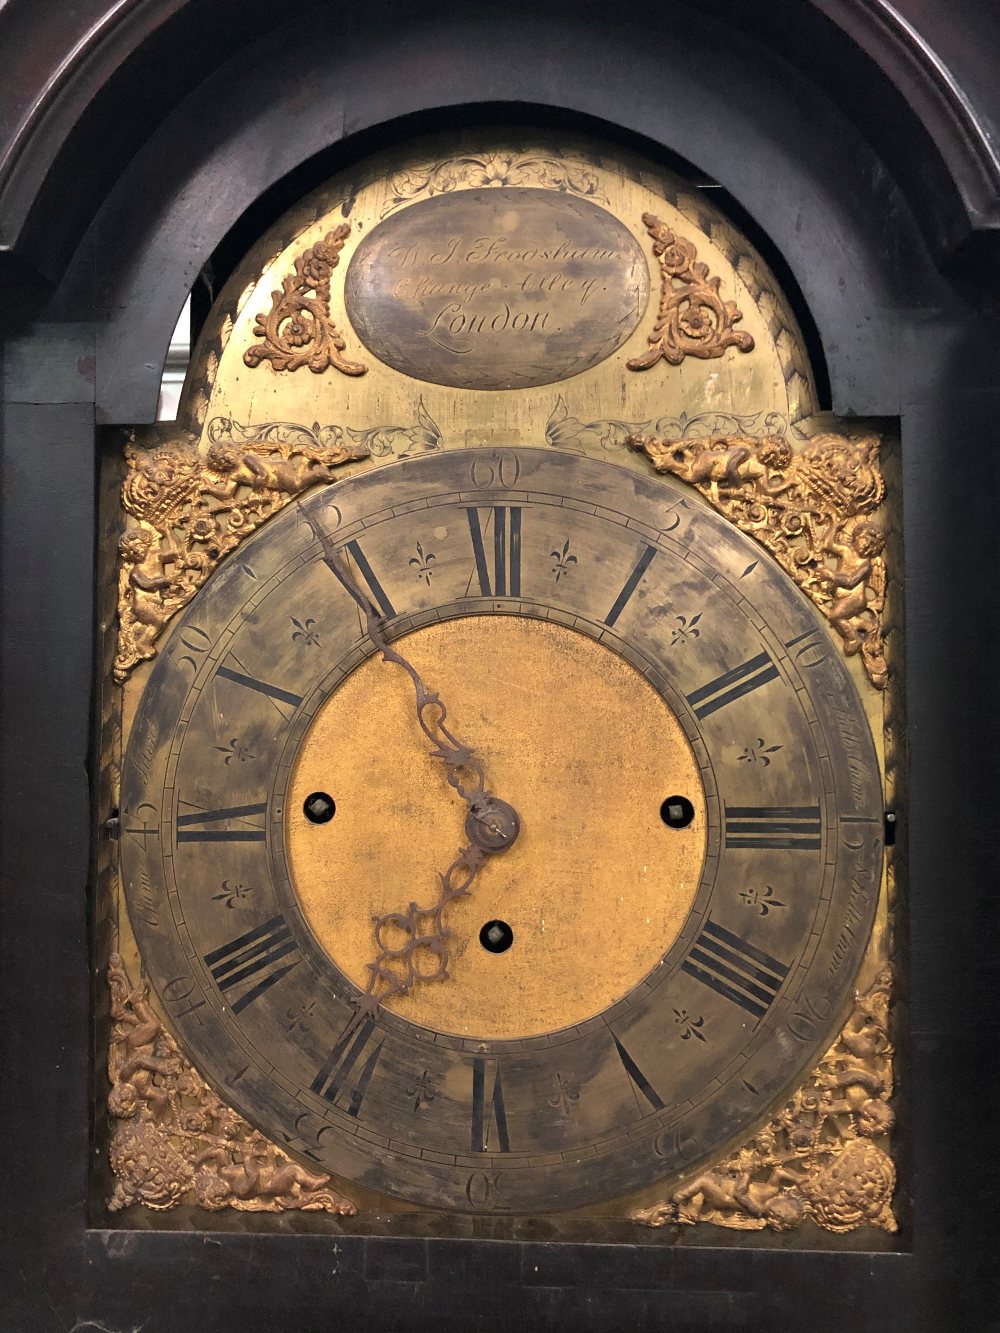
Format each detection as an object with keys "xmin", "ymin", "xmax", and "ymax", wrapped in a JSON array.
[{"xmin": 120, "ymin": 447, "xmax": 883, "ymax": 1213}]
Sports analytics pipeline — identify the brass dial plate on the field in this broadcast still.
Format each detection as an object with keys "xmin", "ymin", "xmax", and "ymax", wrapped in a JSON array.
[{"xmin": 119, "ymin": 448, "xmax": 883, "ymax": 1213}]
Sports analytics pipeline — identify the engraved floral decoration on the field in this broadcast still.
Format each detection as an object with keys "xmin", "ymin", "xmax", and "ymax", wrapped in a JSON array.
[
  {"xmin": 627, "ymin": 213, "xmax": 755, "ymax": 370},
  {"xmin": 107, "ymin": 954, "xmax": 355, "ymax": 1216},
  {"xmin": 244, "ymin": 223, "xmax": 367, "ymax": 376},
  {"xmin": 632, "ymin": 971, "xmax": 896, "ymax": 1234},
  {"xmin": 381, "ymin": 152, "xmax": 606, "ymax": 216},
  {"xmin": 544, "ymin": 397, "xmax": 792, "ymax": 453},
  {"xmin": 628, "ymin": 429, "xmax": 888, "ymax": 689},
  {"xmin": 114, "ymin": 422, "xmax": 367, "ymax": 682}
]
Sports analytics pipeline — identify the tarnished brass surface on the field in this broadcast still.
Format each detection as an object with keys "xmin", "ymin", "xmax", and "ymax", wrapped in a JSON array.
[
  {"xmin": 117, "ymin": 446, "xmax": 884, "ymax": 1212},
  {"xmin": 107, "ymin": 954, "xmax": 356, "ymax": 1216},
  {"xmin": 628, "ymin": 430, "xmax": 888, "ymax": 688},
  {"xmin": 343, "ymin": 189, "xmax": 650, "ymax": 389},
  {"xmin": 108, "ymin": 130, "xmax": 897, "ymax": 1227},
  {"xmin": 181, "ymin": 133, "xmax": 815, "ymax": 465},
  {"xmin": 627, "ymin": 213, "xmax": 755, "ymax": 370},
  {"xmin": 286, "ymin": 617, "xmax": 707, "ymax": 1039},
  {"xmin": 631, "ymin": 969, "xmax": 896, "ymax": 1233},
  {"xmin": 114, "ymin": 425, "xmax": 365, "ymax": 681}
]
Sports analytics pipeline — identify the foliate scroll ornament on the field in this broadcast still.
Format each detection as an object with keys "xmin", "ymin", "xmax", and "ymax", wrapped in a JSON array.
[
  {"xmin": 627, "ymin": 213, "xmax": 755, "ymax": 370},
  {"xmin": 107, "ymin": 954, "xmax": 355, "ymax": 1216},
  {"xmin": 114, "ymin": 425, "xmax": 366, "ymax": 682},
  {"xmin": 244, "ymin": 223, "xmax": 367, "ymax": 375},
  {"xmin": 627, "ymin": 430, "xmax": 888, "ymax": 688},
  {"xmin": 632, "ymin": 971, "xmax": 896, "ymax": 1234},
  {"xmin": 544, "ymin": 396, "xmax": 793, "ymax": 454},
  {"xmin": 381, "ymin": 152, "xmax": 606, "ymax": 216}
]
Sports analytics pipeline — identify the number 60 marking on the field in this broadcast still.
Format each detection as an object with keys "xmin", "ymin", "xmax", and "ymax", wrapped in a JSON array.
[{"xmin": 470, "ymin": 453, "xmax": 521, "ymax": 489}]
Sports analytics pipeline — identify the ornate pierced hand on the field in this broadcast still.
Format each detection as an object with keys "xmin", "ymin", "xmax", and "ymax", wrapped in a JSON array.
[{"xmin": 300, "ymin": 505, "xmax": 520, "ymax": 1023}]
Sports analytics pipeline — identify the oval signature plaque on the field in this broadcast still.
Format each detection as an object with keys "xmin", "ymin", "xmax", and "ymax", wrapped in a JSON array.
[{"xmin": 345, "ymin": 189, "xmax": 650, "ymax": 390}]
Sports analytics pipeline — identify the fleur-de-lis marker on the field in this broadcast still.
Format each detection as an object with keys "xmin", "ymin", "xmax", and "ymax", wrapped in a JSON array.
[
  {"xmin": 737, "ymin": 737, "xmax": 783, "ymax": 767},
  {"xmin": 290, "ymin": 616, "xmax": 321, "ymax": 646},
  {"xmin": 284, "ymin": 1000, "xmax": 318, "ymax": 1036},
  {"xmin": 406, "ymin": 1069, "xmax": 436, "ymax": 1113},
  {"xmin": 673, "ymin": 1008, "xmax": 708, "ymax": 1042},
  {"xmin": 408, "ymin": 541, "xmax": 437, "ymax": 585},
  {"xmin": 214, "ymin": 737, "xmax": 255, "ymax": 765},
  {"xmin": 550, "ymin": 539, "xmax": 578, "ymax": 584},
  {"xmin": 670, "ymin": 613, "xmax": 702, "ymax": 646},
  {"xmin": 548, "ymin": 1072, "xmax": 581, "ymax": 1117},
  {"xmin": 212, "ymin": 879, "xmax": 253, "ymax": 908},
  {"xmin": 739, "ymin": 885, "xmax": 785, "ymax": 916}
]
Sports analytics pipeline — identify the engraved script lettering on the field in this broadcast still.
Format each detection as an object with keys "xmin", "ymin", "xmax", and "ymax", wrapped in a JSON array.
[{"xmin": 345, "ymin": 189, "xmax": 650, "ymax": 390}]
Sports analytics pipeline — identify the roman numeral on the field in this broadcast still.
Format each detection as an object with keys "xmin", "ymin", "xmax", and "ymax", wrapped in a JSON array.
[
  {"xmin": 311, "ymin": 1016, "xmax": 385, "ymax": 1117},
  {"xmin": 215, "ymin": 664, "xmax": 303, "ymax": 708},
  {"xmin": 471, "ymin": 1057, "xmax": 511, "ymax": 1152},
  {"xmin": 342, "ymin": 539, "xmax": 396, "ymax": 619},
  {"xmin": 725, "ymin": 805, "xmax": 822, "ymax": 850},
  {"xmin": 686, "ymin": 650, "xmax": 780, "ymax": 720},
  {"xmin": 203, "ymin": 914, "xmax": 299, "ymax": 1014},
  {"xmin": 176, "ymin": 801, "xmax": 267, "ymax": 842},
  {"xmin": 604, "ymin": 545, "xmax": 657, "ymax": 626},
  {"xmin": 466, "ymin": 506, "xmax": 522, "ymax": 597},
  {"xmin": 681, "ymin": 918, "xmax": 790, "ymax": 1019},
  {"xmin": 612, "ymin": 1035, "xmax": 664, "ymax": 1112}
]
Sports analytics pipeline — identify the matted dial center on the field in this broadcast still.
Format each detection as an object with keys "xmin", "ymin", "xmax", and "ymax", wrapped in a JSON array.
[{"xmin": 285, "ymin": 615, "xmax": 707, "ymax": 1040}]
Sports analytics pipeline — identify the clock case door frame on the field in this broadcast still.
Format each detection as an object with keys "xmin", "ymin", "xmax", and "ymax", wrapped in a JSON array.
[{"xmin": 2, "ymin": 1, "xmax": 997, "ymax": 1328}]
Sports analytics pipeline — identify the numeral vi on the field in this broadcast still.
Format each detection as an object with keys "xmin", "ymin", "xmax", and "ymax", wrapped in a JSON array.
[{"xmin": 471, "ymin": 1057, "xmax": 511, "ymax": 1153}]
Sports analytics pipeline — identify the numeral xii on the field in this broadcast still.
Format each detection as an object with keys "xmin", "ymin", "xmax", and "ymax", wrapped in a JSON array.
[{"xmin": 466, "ymin": 506, "xmax": 521, "ymax": 597}]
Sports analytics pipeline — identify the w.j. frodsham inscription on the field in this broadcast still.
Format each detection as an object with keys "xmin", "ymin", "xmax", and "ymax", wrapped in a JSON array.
[{"xmin": 344, "ymin": 189, "xmax": 651, "ymax": 390}]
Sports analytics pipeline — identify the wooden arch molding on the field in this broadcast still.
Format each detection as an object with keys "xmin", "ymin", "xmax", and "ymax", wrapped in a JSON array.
[{"xmin": 0, "ymin": 0, "xmax": 991, "ymax": 425}]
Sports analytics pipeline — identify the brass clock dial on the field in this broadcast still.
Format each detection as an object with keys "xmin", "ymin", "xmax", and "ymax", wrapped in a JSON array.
[{"xmin": 120, "ymin": 447, "xmax": 883, "ymax": 1213}]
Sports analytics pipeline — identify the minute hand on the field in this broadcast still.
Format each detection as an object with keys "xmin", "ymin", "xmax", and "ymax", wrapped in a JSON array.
[
  {"xmin": 300, "ymin": 505, "xmax": 521, "ymax": 1019},
  {"xmin": 302, "ymin": 504, "xmax": 510, "ymax": 821}
]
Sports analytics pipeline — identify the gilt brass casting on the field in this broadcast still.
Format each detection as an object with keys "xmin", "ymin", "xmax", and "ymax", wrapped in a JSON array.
[
  {"xmin": 631, "ymin": 970, "xmax": 896, "ymax": 1234},
  {"xmin": 114, "ymin": 427, "xmax": 365, "ymax": 681},
  {"xmin": 244, "ymin": 224, "xmax": 367, "ymax": 376},
  {"xmin": 628, "ymin": 429, "xmax": 888, "ymax": 688},
  {"xmin": 627, "ymin": 213, "xmax": 755, "ymax": 370},
  {"xmin": 107, "ymin": 955, "xmax": 355, "ymax": 1215}
]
